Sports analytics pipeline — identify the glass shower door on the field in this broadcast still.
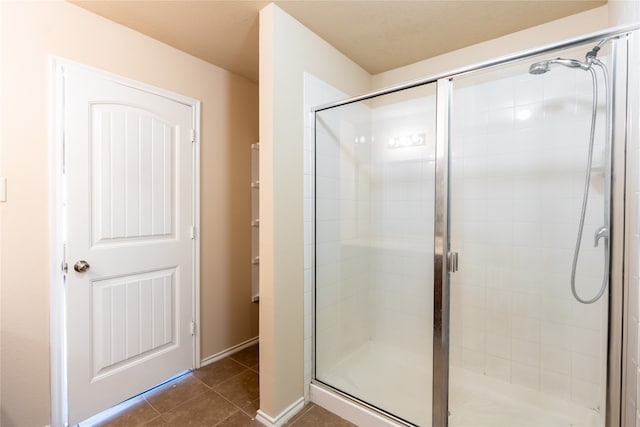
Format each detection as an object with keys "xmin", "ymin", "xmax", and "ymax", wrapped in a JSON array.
[
  {"xmin": 314, "ymin": 84, "xmax": 437, "ymax": 425},
  {"xmin": 447, "ymin": 42, "xmax": 612, "ymax": 427}
]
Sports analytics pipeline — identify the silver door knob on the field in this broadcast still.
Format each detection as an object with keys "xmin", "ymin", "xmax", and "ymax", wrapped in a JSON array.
[{"xmin": 74, "ymin": 260, "xmax": 90, "ymax": 273}]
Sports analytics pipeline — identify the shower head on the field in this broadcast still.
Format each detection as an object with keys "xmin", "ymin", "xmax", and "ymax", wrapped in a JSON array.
[
  {"xmin": 528, "ymin": 57, "xmax": 591, "ymax": 75},
  {"xmin": 529, "ymin": 61, "xmax": 550, "ymax": 75}
]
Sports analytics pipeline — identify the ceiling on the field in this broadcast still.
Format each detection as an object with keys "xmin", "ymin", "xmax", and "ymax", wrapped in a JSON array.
[{"xmin": 71, "ymin": 0, "xmax": 607, "ymax": 83}]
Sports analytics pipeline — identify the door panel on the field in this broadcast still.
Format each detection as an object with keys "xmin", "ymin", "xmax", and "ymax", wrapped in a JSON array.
[
  {"xmin": 314, "ymin": 84, "xmax": 437, "ymax": 426},
  {"xmin": 447, "ymin": 43, "xmax": 611, "ymax": 427},
  {"xmin": 91, "ymin": 105, "xmax": 175, "ymax": 244},
  {"xmin": 64, "ymin": 65, "xmax": 195, "ymax": 425},
  {"xmin": 91, "ymin": 268, "xmax": 177, "ymax": 380}
]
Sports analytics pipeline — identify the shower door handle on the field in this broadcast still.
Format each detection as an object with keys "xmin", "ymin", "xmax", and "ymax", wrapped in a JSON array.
[{"xmin": 447, "ymin": 252, "xmax": 459, "ymax": 273}]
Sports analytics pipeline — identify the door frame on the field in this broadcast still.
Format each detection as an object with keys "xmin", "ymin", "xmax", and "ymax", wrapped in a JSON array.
[{"xmin": 48, "ymin": 57, "xmax": 201, "ymax": 427}]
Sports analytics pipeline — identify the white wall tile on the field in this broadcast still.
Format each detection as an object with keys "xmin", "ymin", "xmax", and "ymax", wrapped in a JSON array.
[
  {"xmin": 487, "ymin": 333, "xmax": 511, "ymax": 359},
  {"xmin": 512, "ymin": 338, "xmax": 540, "ymax": 367},
  {"xmin": 570, "ymin": 327, "xmax": 600, "ymax": 357},
  {"xmin": 571, "ymin": 377, "xmax": 599, "ymax": 409},
  {"xmin": 450, "ymin": 66, "xmax": 609, "ymax": 407},
  {"xmin": 571, "ymin": 352, "xmax": 601, "ymax": 385},
  {"xmin": 462, "ymin": 347, "xmax": 485, "ymax": 373},
  {"xmin": 512, "ymin": 362, "xmax": 540, "ymax": 390},
  {"xmin": 541, "ymin": 346, "xmax": 571, "ymax": 375},
  {"xmin": 486, "ymin": 355, "xmax": 511, "ymax": 382}
]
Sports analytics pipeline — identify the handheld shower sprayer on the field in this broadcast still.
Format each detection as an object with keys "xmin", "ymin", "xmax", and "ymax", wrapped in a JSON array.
[
  {"xmin": 528, "ymin": 57, "xmax": 591, "ymax": 75},
  {"xmin": 528, "ymin": 40, "xmax": 611, "ymax": 305}
]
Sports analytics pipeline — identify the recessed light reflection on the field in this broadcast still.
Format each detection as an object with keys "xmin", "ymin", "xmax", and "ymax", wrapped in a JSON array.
[
  {"xmin": 387, "ymin": 133, "xmax": 426, "ymax": 149},
  {"xmin": 354, "ymin": 136, "xmax": 374, "ymax": 144},
  {"xmin": 516, "ymin": 109, "xmax": 532, "ymax": 121}
]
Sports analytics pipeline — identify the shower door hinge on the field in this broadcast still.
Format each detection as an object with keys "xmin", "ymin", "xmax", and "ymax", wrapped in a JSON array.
[{"xmin": 447, "ymin": 251, "xmax": 459, "ymax": 273}]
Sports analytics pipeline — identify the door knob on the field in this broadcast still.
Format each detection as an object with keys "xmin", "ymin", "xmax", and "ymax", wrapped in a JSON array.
[{"xmin": 74, "ymin": 260, "xmax": 90, "ymax": 273}]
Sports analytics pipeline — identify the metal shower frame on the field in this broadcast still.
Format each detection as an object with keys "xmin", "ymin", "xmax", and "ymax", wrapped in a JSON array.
[{"xmin": 311, "ymin": 23, "xmax": 640, "ymax": 427}]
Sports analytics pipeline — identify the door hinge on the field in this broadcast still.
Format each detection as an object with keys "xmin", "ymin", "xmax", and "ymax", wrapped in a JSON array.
[
  {"xmin": 190, "ymin": 321, "xmax": 197, "ymax": 336},
  {"xmin": 447, "ymin": 251, "xmax": 459, "ymax": 273},
  {"xmin": 190, "ymin": 225, "xmax": 196, "ymax": 240},
  {"xmin": 190, "ymin": 129, "xmax": 196, "ymax": 143}
]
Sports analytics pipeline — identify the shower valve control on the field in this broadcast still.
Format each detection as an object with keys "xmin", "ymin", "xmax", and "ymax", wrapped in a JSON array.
[
  {"xmin": 447, "ymin": 251, "xmax": 459, "ymax": 273},
  {"xmin": 594, "ymin": 226, "xmax": 608, "ymax": 247}
]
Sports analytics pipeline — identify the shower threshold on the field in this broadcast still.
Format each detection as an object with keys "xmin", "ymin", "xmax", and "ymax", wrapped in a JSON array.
[{"xmin": 315, "ymin": 341, "xmax": 599, "ymax": 427}]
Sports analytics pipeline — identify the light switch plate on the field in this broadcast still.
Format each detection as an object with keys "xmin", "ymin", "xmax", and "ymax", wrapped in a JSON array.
[{"xmin": 0, "ymin": 177, "xmax": 6, "ymax": 202}]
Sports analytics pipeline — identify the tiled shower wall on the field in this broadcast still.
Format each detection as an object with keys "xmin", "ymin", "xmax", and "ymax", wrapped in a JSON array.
[
  {"xmin": 449, "ymin": 62, "xmax": 609, "ymax": 410},
  {"xmin": 367, "ymin": 94, "xmax": 436, "ymax": 357}
]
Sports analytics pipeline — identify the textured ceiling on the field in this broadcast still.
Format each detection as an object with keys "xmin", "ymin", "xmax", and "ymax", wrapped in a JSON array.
[{"xmin": 71, "ymin": 0, "xmax": 607, "ymax": 83}]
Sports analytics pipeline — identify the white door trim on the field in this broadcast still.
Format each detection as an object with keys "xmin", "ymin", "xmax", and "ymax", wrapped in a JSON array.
[{"xmin": 48, "ymin": 56, "xmax": 201, "ymax": 427}]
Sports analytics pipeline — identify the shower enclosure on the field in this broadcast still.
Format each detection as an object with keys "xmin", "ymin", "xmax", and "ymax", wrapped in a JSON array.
[{"xmin": 312, "ymin": 28, "xmax": 633, "ymax": 427}]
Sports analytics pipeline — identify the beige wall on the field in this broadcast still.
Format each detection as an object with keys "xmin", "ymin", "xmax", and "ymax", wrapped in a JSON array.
[
  {"xmin": 373, "ymin": 5, "xmax": 609, "ymax": 88},
  {"xmin": 258, "ymin": 4, "xmax": 371, "ymax": 419},
  {"xmin": 0, "ymin": 1, "xmax": 258, "ymax": 426}
]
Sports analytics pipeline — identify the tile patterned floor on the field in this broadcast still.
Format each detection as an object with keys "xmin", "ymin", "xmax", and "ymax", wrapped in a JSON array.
[{"xmin": 94, "ymin": 344, "xmax": 355, "ymax": 427}]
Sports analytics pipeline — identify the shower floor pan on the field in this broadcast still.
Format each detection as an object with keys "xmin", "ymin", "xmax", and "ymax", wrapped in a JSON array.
[{"xmin": 319, "ymin": 341, "xmax": 599, "ymax": 427}]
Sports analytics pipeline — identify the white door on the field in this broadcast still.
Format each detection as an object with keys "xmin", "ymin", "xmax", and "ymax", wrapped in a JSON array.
[{"xmin": 62, "ymin": 64, "xmax": 197, "ymax": 425}]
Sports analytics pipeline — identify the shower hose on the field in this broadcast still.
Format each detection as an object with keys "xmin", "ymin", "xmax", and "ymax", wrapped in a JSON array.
[{"xmin": 570, "ymin": 59, "xmax": 610, "ymax": 305}]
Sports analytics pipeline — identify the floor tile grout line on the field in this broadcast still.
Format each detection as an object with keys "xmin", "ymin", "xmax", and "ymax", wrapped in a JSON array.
[
  {"xmin": 287, "ymin": 403, "xmax": 314, "ymax": 426},
  {"xmin": 196, "ymin": 366, "xmax": 253, "ymax": 394},
  {"xmin": 145, "ymin": 386, "xmax": 216, "ymax": 421},
  {"xmin": 139, "ymin": 413, "xmax": 164, "ymax": 427},
  {"xmin": 198, "ymin": 369, "xmax": 260, "ymax": 418},
  {"xmin": 193, "ymin": 357, "xmax": 254, "ymax": 387},
  {"xmin": 139, "ymin": 371, "xmax": 197, "ymax": 414},
  {"xmin": 211, "ymin": 406, "xmax": 249, "ymax": 427},
  {"xmin": 141, "ymin": 395, "xmax": 164, "ymax": 416},
  {"xmin": 236, "ymin": 399, "xmax": 261, "ymax": 419},
  {"xmin": 211, "ymin": 407, "xmax": 243, "ymax": 427},
  {"xmin": 212, "ymin": 369, "xmax": 260, "ymax": 416},
  {"xmin": 206, "ymin": 366, "xmax": 260, "ymax": 401},
  {"xmin": 229, "ymin": 357, "xmax": 259, "ymax": 371},
  {"xmin": 192, "ymin": 360, "xmax": 308, "ymax": 425},
  {"xmin": 208, "ymin": 386, "xmax": 258, "ymax": 418},
  {"xmin": 228, "ymin": 346, "xmax": 259, "ymax": 370}
]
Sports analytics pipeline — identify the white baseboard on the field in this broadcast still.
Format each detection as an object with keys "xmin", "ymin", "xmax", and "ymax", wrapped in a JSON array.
[
  {"xmin": 200, "ymin": 336, "xmax": 259, "ymax": 367},
  {"xmin": 255, "ymin": 397, "xmax": 305, "ymax": 427},
  {"xmin": 310, "ymin": 383, "xmax": 401, "ymax": 427}
]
